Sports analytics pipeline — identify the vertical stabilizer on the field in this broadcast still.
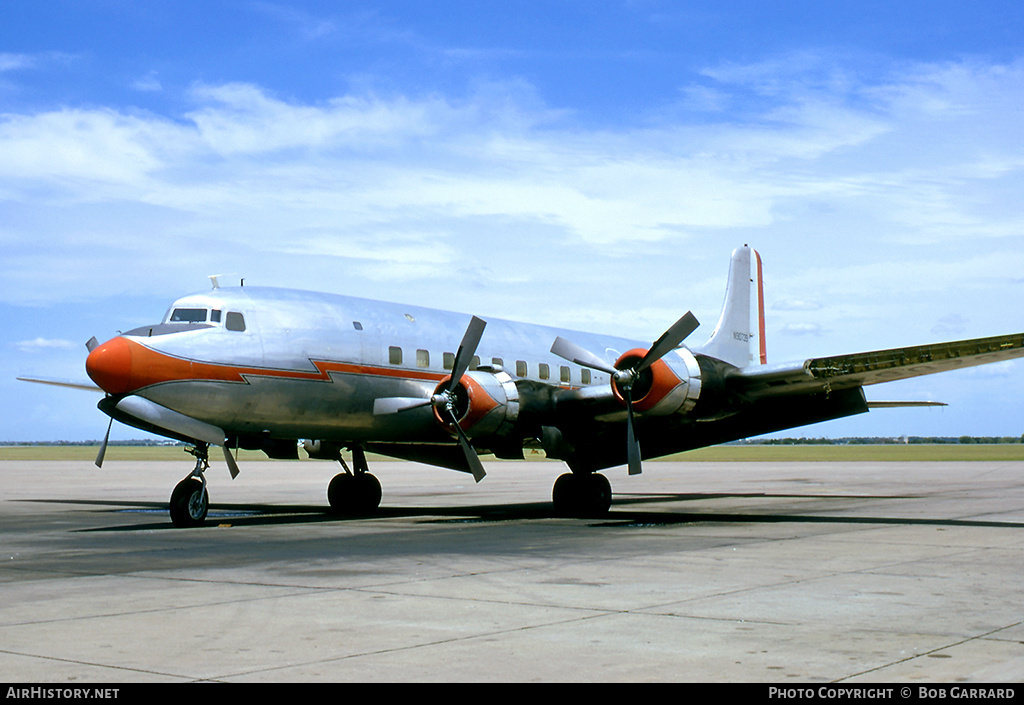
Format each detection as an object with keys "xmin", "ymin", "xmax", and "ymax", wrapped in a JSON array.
[{"xmin": 698, "ymin": 246, "xmax": 764, "ymax": 368}]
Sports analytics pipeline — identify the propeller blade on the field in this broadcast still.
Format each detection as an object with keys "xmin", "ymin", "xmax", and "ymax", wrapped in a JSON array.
[
  {"xmin": 222, "ymin": 443, "xmax": 240, "ymax": 479},
  {"xmin": 448, "ymin": 316, "xmax": 486, "ymax": 391},
  {"xmin": 636, "ymin": 311, "xmax": 699, "ymax": 372},
  {"xmin": 445, "ymin": 317, "xmax": 488, "ymax": 481},
  {"xmin": 448, "ymin": 408, "xmax": 486, "ymax": 482},
  {"xmin": 550, "ymin": 336, "xmax": 618, "ymax": 375},
  {"xmin": 373, "ymin": 397, "xmax": 433, "ymax": 415},
  {"xmin": 95, "ymin": 417, "xmax": 113, "ymax": 468},
  {"xmin": 626, "ymin": 404, "xmax": 642, "ymax": 476}
]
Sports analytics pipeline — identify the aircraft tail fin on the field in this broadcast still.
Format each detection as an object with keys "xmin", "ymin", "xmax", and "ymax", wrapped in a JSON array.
[{"xmin": 698, "ymin": 245, "xmax": 766, "ymax": 368}]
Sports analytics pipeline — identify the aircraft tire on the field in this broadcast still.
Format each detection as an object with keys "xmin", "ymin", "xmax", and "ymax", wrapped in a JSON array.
[
  {"xmin": 169, "ymin": 477, "xmax": 208, "ymax": 528},
  {"xmin": 354, "ymin": 473, "xmax": 382, "ymax": 512},
  {"xmin": 327, "ymin": 473, "xmax": 354, "ymax": 513},
  {"xmin": 552, "ymin": 472, "xmax": 611, "ymax": 518},
  {"xmin": 552, "ymin": 473, "xmax": 579, "ymax": 517},
  {"xmin": 584, "ymin": 473, "xmax": 612, "ymax": 517},
  {"xmin": 328, "ymin": 473, "xmax": 381, "ymax": 514}
]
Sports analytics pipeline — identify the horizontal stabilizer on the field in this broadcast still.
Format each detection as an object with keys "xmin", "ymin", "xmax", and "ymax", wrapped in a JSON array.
[
  {"xmin": 867, "ymin": 401, "xmax": 948, "ymax": 408},
  {"xmin": 731, "ymin": 332, "xmax": 1024, "ymax": 399}
]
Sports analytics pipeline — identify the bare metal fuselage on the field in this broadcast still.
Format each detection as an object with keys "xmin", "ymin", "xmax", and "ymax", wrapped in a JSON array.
[{"xmin": 103, "ymin": 286, "xmax": 644, "ymax": 447}]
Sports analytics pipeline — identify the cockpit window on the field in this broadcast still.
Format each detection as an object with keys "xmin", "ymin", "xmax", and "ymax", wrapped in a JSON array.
[
  {"xmin": 225, "ymin": 311, "xmax": 246, "ymax": 332},
  {"xmin": 169, "ymin": 308, "xmax": 208, "ymax": 323}
]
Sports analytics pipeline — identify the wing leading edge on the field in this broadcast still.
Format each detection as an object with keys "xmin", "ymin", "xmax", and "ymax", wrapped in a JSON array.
[{"xmin": 729, "ymin": 332, "xmax": 1024, "ymax": 400}]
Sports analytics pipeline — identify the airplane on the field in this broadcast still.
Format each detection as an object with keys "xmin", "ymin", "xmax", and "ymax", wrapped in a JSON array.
[{"xmin": 18, "ymin": 246, "xmax": 1024, "ymax": 527}]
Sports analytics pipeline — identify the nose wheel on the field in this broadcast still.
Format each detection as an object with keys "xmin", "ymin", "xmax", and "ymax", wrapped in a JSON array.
[
  {"xmin": 327, "ymin": 447, "xmax": 382, "ymax": 515},
  {"xmin": 169, "ymin": 444, "xmax": 210, "ymax": 527}
]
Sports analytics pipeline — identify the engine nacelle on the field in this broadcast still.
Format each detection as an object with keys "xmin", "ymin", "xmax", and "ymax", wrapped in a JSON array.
[
  {"xmin": 432, "ymin": 368, "xmax": 520, "ymax": 439},
  {"xmin": 611, "ymin": 347, "xmax": 702, "ymax": 416}
]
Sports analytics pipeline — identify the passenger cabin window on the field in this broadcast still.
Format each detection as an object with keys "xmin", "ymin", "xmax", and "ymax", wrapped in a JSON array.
[
  {"xmin": 560, "ymin": 366, "xmax": 571, "ymax": 384},
  {"xmin": 389, "ymin": 346, "xmax": 402, "ymax": 365},
  {"xmin": 516, "ymin": 360, "xmax": 528, "ymax": 377},
  {"xmin": 416, "ymin": 349, "xmax": 430, "ymax": 368},
  {"xmin": 225, "ymin": 312, "xmax": 246, "ymax": 332},
  {"xmin": 170, "ymin": 308, "xmax": 207, "ymax": 323},
  {"xmin": 581, "ymin": 369, "xmax": 591, "ymax": 385},
  {"xmin": 538, "ymin": 363, "xmax": 550, "ymax": 380},
  {"xmin": 442, "ymin": 353, "xmax": 479, "ymax": 370}
]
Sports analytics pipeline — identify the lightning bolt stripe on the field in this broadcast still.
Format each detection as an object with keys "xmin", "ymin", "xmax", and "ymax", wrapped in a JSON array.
[{"xmin": 118, "ymin": 337, "xmax": 447, "ymax": 393}]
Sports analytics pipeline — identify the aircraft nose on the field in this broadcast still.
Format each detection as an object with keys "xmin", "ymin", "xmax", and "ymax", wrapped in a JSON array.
[{"xmin": 86, "ymin": 337, "xmax": 134, "ymax": 395}]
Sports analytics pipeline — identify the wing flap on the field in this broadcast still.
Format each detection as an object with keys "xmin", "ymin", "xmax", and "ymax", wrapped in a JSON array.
[{"xmin": 731, "ymin": 332, "xmax": 1024, "ymax": 399}]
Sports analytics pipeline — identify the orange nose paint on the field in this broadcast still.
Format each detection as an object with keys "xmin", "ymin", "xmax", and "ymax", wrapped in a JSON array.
[{"xmin": 85, "ymin": 337, "xmax": 134, "ymax": 394}]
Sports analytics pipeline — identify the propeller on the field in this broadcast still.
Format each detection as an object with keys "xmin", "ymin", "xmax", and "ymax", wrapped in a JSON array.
[
  {"xmin": 95, "ymin": 417, "xmax": 113, "ymax": 468},
  {"xmin": 551, "ymin": 311, "xmax": 699, "ymax": 476},
  {"xmin": 88, "ymin": 335, "xmax": 111, "ymax": 468},
  {"xmin": 433, "ymin": 316, "xmax": 488, "ymax": 482},
  {"xmin": 374, "ymin": 316, "xmax": 488, "ymax": 482}
]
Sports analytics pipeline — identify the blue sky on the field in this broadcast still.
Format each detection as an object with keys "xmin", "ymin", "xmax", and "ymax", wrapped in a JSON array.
[{"xmin": 3, "ymin": 1, "xmax": 1024, "ymax": 442}]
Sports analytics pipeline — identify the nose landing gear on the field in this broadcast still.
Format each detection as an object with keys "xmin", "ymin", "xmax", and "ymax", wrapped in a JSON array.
[{"xmin": 169, "ymin": 444, "xmax": 211, "ymax": 527}]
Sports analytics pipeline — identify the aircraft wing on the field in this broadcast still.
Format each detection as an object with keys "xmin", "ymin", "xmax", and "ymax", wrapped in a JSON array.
[{"xmin": 729, "ymin": 332, "xmax": 1024, "ymax": 400}]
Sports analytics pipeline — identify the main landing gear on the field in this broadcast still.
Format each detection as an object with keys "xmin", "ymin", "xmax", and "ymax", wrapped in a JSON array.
[
  {"xmin": 327, "ymin": 447, "xmax": 382, "ymax": 515},
  {"xmin": 552, "ymin": 472, "xmax": 612, "ymax": 518},
  {"xmin": 169, "ymin": 444, "xmax": 211, "ymax": 528}
]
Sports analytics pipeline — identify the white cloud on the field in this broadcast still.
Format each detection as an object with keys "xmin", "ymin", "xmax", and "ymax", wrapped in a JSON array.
[
  {"xmin": 0, "ymin": 53, "xmax": 36, "ymax": 72},
  {"xmin": 0, "ymin": 108, "xmax": 172, "ymax": 187},
  {"xmin": 132, "ymin": 72, "xmax": 162, "ymax": 93},
  {"xmin": 780, "ymin": 323, "xmax": 823, "ymax": 336},
  {"xmin": 0, "ymin": 55, "xmax": 1021, "ymax": 334},
  {"xmin": 15, "ymin": 338, "xmax": 78, "ymax": 353}
]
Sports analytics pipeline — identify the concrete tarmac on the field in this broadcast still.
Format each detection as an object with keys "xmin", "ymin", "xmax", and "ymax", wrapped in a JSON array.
[{"xmin": 1, "ymin": 458, "xmax": 1023, "ymax": 683}]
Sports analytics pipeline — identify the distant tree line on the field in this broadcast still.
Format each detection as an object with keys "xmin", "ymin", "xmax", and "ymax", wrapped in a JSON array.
[
  {"xmin": 0, "ymin": 439, "xmax": 182, "ymax": 447},
  {"xmin": 747, "ymin": 436, "xmax": 1024, "ymax": 445},
  {"xmin": 4, "ymin": 436, "xmax": 1024, "ymax": 447}
]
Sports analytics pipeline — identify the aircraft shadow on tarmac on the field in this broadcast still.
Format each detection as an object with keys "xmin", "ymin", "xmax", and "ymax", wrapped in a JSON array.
[{"xmin": 18, "ymin": 491, "xmax": 1024, "ymax": 532}]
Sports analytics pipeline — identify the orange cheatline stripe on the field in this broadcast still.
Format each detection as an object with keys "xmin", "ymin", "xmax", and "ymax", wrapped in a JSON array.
[{"xmin": 124, "ymin": 338, "xmax": 446, "ymax": 392}]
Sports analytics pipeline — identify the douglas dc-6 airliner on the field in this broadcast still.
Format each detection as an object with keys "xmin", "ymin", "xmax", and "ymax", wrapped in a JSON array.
[{"xmin": 19, "ymin": 247, "xmax": 1024, "ymax": 526}]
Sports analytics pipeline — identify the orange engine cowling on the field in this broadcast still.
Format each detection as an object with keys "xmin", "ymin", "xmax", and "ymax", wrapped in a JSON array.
[
  {"xmin": 611, "ymin": 347, "xmax": 702, "ymax": 415},
  {"xmin": 432, "ymin": 368, "xmax": 521, "ymax": 439}
]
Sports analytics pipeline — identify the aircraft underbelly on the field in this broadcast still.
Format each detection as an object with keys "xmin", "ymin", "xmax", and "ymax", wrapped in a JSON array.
[{"xmin": 139, "ymin": 374, "xmax": 447, "ymax": 443}]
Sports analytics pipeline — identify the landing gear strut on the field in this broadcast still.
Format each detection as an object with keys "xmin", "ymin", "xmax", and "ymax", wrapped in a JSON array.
[
  {"xmin": 552, "ymin": 472, "xmax": 612, "ymax": 518},
  {"xmin": 327, "ymin": 446, "xmax": 381, "ymax": 515},
  {"xmin": 169, "ymin": 444, "xmax": 211, "ymax": 528}
]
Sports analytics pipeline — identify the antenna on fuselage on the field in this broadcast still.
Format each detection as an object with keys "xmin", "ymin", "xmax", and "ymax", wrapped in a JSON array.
[{"xmin": 209, "ymin": 274, "xmax": 243, "ymax": 289}]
